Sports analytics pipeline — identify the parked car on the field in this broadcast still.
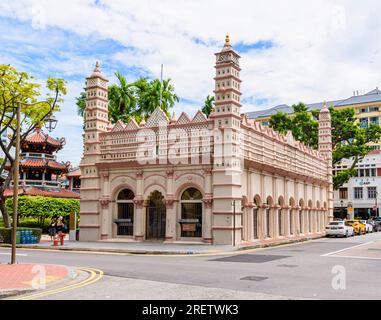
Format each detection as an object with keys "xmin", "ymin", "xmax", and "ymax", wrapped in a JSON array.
[
  {"xmin": 326, "ymin": 221, "xmax": 354, "ymax": 238},
  {"xmin": 360, "ymin": 220, "xmax": 374, "ymax": 233},
  {"xmin": 346, "ymin": 220, "xmax": 366, "ymax": 235},
  {"xmin": 369, "ymin": 219, "xmax": 381, "ymax": 232}
]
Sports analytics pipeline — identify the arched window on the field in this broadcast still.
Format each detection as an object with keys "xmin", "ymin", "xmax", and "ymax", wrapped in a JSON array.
[
  {"xmin": 181, "ymin": 188, "xmax": 203, "ymax": 238},
  {"xmin": 116, "ymin": 189, "xmax": 135, "ymax": 236}
]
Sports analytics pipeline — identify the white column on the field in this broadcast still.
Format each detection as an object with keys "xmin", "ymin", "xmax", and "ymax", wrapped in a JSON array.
[
  {"xmin": 203, "ymin": 199, "xmax": 213, "ymax": 243},
  {"xmin": 284, "ymin": 208, "xmax": 291, "ymax": 237},
  {"xmin": 134, "ymin": 171, "xmax": 145, "ymax": 241},
  {"xmin": 203, "ymin": 168, "xmax": 213, "ymax": 243}
]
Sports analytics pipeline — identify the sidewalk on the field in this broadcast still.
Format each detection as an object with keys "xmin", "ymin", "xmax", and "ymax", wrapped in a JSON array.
[
  {"xmin": 0, "ymin": 264, "xmax": 73, "ymax": 298},
  {"xmin": 0, "ymin": 234, "xmax": 324, "ymax": 255}
]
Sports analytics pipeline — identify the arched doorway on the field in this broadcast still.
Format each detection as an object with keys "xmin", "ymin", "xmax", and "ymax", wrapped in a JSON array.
[
  {"xmin": 181, "ymin": 188, "xmax": 203, "ymax": 238},
  {"xmin": 147, "ymin": 191, "xmax": 166, "ymax": 240},
  {"xmin": 116, "ymin": 189, "xmax": 135, "ymax": 236}
]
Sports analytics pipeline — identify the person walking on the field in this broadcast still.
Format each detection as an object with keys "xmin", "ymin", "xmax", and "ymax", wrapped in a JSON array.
[
  {"xmin": 48, "ymin": 217, "xmax": 57, "ymax": 242},
  {"xmin": 56, "ymin": 216, "xmax": 65, "ymax": 246}
]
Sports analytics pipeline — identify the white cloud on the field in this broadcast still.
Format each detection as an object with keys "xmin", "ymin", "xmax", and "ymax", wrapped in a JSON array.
[{"xmin": 1, "ymin": 0, "xmax": 381, "ymax": 163}]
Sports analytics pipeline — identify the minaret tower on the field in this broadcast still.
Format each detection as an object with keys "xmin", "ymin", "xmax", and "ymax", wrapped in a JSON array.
[
  {"xmin": 80, "ymin": 61, "xmax": 109, "ymax": 241},
  {"xmin": 211, "ymin": 35, "xmax": 243, "ymax": 245},
  {"xmin": 213, "ymin": 34, "xmax": 242, "ymax": 118},
  {"xmin": 318, "ymin": 102, "xmax": 333, "ymax": 223}
]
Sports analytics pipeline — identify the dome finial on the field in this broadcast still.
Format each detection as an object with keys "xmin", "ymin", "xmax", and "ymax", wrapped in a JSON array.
[
  {"xmin": 94, "ymin": 61, "xmax": 100, "ymax": 72},
  {"xmin": 225, "ymin": 34, "xmax": 230, "ymax": 46}
]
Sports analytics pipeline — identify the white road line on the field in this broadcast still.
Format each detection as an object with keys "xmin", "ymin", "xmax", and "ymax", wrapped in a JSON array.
[
  {"xmin": 324, "ymin": 255, "xmax": 381, "ymax": 261},
  {"xmin": 0, "ymin": 252, "xmax": 28, "ymax": 256},
  {"xmin": 321, "ymin": 241, "xmax": 374, "ymax": 257}
]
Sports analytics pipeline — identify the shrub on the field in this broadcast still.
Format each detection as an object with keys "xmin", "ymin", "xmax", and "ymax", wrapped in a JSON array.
[
  {"xmin": 5, "ymin": 196, "xmax": 80, "ymax": 219},
  {"xmin": 0, "ymin": 227, "xmax": 42, "ymax": 244}
]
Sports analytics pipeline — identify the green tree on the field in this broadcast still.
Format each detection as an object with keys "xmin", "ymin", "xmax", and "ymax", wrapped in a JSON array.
[
  {"xmin": 108, "ymin": 72, "xmax": 137, "ymax": 124},
  {"xmin": 202, "ymin": 95, "xmax": 215, "ymax": 117},
  {"xmin": 137, "ymin": 78, "xmax": 179, "ymax": 118},
  {"xmin": 269, "ymin": 103, "xmax": 381, "ymax": 190},
  {"xmin": 0, "ymin": 64, "xmax": 67, "ymax": 228},
  {"xmin": 76, "ymin": 74, "xmax": 179, "ymax": 124},
  {"xmin": 76, "ymin": 92, "xmax": 87, "ymax": 117}
]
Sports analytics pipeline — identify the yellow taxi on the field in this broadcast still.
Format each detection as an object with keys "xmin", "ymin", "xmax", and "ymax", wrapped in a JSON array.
[{"xmin": 346, "ymin": 220, "xmax": 366, "ymax": 235}]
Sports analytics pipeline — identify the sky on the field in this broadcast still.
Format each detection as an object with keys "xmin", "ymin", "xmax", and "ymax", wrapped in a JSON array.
[{"xmin": 1, "ymin": 0, "xmax": 381, "ymax": 165}]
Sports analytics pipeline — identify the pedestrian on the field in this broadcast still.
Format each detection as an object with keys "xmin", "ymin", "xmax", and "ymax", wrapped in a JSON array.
[
  {"xmin": 48, "ymin": 217, "xmax": 57, "ymax": 242},
  {"xmin": 56, "ymin": 216, "xmax": 65, "ymax": 246}
]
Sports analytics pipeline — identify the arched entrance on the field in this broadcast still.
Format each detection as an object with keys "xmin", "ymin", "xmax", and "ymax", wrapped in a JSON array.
[
  {"xmin": 116, "ymin": 189, "xmax": 135, "ymax": 236},
  {"xmin": 146, "ymin": 191, "xmax": 166, "ymax": 240}
]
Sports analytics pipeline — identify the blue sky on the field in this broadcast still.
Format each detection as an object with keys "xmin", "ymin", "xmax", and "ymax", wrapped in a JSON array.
[{"xmin": 1, "ymin": 0, "xmax": 381, "ymax": 165}]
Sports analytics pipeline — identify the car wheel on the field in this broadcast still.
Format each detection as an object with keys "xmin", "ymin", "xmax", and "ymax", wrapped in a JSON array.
[{"xmin": 345, "ymin": 231, "xmax": 349, "ymax": 238}]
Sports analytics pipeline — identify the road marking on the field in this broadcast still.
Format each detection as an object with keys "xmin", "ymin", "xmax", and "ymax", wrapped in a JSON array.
[
  {"xmin": 324, "ymin": 255, "xmax": 381, "ymax": 261},
  {"xmin": 0, "ymin": 252, "xmax": 28, "ymax": 256},
  {"xmin": 13, "ymin": 267, "xmax": 104, "ymax": 300},
  {"xmin": 321, "ymin": 242, "xmax": 374, "ymax": 257}
]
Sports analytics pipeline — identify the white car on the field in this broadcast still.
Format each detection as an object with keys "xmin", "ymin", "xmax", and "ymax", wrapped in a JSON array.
[
  {"xmin": 360, "ymin": 220, "xmax": 373, "ymax": 233},
  {"xmin": 326, "ymin": 221, "xmax": 354, "ymax": 238}
]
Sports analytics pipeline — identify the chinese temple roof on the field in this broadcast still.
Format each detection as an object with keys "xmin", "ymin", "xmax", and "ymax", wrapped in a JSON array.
[{"xmin": 22, "ymin": 127, "xmax": 65, "ymax": 152}]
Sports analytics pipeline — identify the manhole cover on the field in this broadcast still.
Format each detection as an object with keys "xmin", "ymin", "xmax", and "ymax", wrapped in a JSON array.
[
  {"xmin": 240, "ymin": 276, "xmax": 268, "ymax": 282},
  {"xmin": 277, "ymin": 264, "xmax": 298, "ymax": 268},
  {"xmin": 212, "ymin": 254, "xmax": 290, "ymax": 263}
]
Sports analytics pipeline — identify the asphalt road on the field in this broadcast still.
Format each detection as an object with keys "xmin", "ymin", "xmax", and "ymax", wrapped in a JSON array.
[{"xmin": 1, "ymin": 233, "xmax": 381, "ymax": 300}]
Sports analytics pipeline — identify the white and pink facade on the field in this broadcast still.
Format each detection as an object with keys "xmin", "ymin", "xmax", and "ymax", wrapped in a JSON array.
[{"xmin": 79, "ymin": 36, "xmax": 333, "ymax": 245}]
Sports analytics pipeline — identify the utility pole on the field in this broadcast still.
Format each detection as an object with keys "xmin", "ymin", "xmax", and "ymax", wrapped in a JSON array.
[
  {"xmin": 232, "ymin": 200, "xmax": 236, "ymax": 247},
  {"xmin": 160, "ymin": 64, "xmax": 163, "ymax": 107},
  {"xmin": 11, "ymin": 102, "xmax": 21, "ymax": 265}
]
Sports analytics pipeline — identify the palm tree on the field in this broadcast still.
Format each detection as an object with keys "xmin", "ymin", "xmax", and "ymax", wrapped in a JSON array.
[
  {"xmin": 108, "ymin": 72, "xmax": 137, "ymax": 124},
  {"xmin": 76, "ymin": 92, "xmax": 87, "ymax": 117},
  {"xmin": 74, "ymin": 73, "xmax": 179, "ymax": 123},
  {"xmin": 202, "ymin": 95, "xmax": 215, "ymax": 117},
  {"xmin": 138, "ymin": 78, "xmax": 179, "ymax": 118}
]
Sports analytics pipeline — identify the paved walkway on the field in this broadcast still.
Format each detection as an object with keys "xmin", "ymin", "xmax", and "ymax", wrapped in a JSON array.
[
  {"xmin": 1, "ymin": 234, "xmax": 323, "ymax": 255},
  {"xmin": 0, "ymin": 264, "xmax": 71, "ymax": 298}
]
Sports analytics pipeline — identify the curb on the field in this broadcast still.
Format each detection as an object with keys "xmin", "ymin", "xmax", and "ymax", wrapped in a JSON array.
[
  {"xmin": 0, "ymin": 235, "xmax": 325, "ymax": 256},
  {"xmin": 0, "ymin": 289, "xmax": 36, "ymax": 299}
]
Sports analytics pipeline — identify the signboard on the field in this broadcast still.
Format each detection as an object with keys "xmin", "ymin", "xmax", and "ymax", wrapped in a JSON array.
[{"xmin": 182, "ymin": 224, "xmax": 196, "ymax": 232}]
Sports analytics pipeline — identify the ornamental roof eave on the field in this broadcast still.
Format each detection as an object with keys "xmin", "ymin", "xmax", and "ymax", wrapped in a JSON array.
[{"xmin": 23, "ymin": 128, "xmax": 66, "ymax": 151}]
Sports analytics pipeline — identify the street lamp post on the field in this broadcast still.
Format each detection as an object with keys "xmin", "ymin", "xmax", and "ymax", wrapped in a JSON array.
[
  {"xmin": 11, "ymin": 103, "xmax": 21, "ymax": 265},
  {"xmin": 10, "ymin": 102, "xmax": 57, "ymax": 264},
  {"xmin": 375, "ymin": 191, "xmax": 379, "ymax": 218},
  {"xmin": 232, "ymin": 200, "xmax": 236, "ymax": 247}
]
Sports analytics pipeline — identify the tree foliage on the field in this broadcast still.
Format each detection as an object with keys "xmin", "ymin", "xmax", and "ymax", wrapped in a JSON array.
[
  {"xmin": 202, "ymin": 95, "xmax": 215, "ymax": 117},
  {"xmin": 5, "ymin": 196, "xmax": 80, "ymax": 219},
  {"xmin": 269, "ymin": 103, "xmax": 381, "ymax": 190},
  {"xmin": 76, "ymin": 73, "xmax": 179, "ymax": 124},
  {"xmin": 0, "ymin": 64, "xmax": 67, "ymax": 228}
]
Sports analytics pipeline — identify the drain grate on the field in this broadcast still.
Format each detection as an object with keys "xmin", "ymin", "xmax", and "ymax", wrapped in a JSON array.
[
  {"xmin": 277, "ymin": 264, "xmax": 298, "ymax": 268},
  {"xmin": 241, "ymin": 276, "xmax": 268, "ymax": 282},
  {"xmin": 212, "ymin": 254, "xmax": 290, "ymax": 264},
  {"xmin": 368, "ymin": 248, "xmax": 381, "ymax": 251}
]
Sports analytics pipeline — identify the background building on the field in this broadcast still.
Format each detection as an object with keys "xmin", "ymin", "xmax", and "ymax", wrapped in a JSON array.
[
  {"xmin": 247, "ymin": 88, "xmax": 381, "ymax": 151},
  {"xmin": 333, "ymin": 151, "xmax": 381, "ymax": 219},
  {"xmin": 4, "ymin": 127, "xmax": 79, "ymax": 199}
]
